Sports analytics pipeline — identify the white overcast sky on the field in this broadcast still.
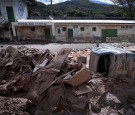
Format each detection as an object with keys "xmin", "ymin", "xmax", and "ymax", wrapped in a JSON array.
[{"xmin": 36, "ymin": 0, "xmax": 113, "ymax": 5}]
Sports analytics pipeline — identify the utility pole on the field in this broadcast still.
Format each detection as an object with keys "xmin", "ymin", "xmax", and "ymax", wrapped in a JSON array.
[{"xmin": 50, "ymin": 0, "xmax": 53, "ymax": 16}]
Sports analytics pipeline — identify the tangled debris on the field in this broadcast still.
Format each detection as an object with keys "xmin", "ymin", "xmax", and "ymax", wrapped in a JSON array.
[
  {"xmin": 0, "ymin": 96, "xmax": 32, "ymax": 115},
  {"xmin": 0, "ymin": 46, "xmax": 135, "ymax": 115},
  {"xmin": 0, "ymin": 46, "xmax": 53, "ymax": 95}
]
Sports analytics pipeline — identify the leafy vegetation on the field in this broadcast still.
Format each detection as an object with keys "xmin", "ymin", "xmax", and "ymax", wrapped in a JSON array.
[
  {"xmin": 111, "ymin": 0, "xmax": 135, "ymax": 19},
  {"xmin": 27, "ymin": 0, "xmax": 131, "ymax": 19}
]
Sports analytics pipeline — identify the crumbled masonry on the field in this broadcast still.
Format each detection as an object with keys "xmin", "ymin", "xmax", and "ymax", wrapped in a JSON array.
[{"xmin": 0, "ymin": 45, "xmax": 135, "ymax": 115}]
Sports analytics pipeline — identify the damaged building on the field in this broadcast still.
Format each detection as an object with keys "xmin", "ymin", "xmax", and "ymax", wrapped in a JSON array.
[
  {"xmin": 0, "ymin": 0, "xmax": 135, "ymax": 42},
  {"xmin": 11, "ymin": 20, "xmax": 135, "ymax": 42},
  {"xmin": 89, "ymin": 46, "xmax": 135, "ymax": 78}
]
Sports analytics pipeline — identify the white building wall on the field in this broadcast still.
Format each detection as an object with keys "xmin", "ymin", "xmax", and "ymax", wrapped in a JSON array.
[
  {"xmin": 117, "ymin": 26, "xmax": 135, "ymax": 37},
  {"xmin": 11, "ymin": 21, "xmax": 135, "ymax": 42},
  {"xmin": 55, "ymin": 24, "xmax": 98, "ymax": 42},
  {"xmin": 0, "ymin": 0, "xmax": 28, "ymax": 21},
  {"xmin": 13, "ymin": 0, "xmax": 28, "ymax": 20},
  {"xmin": 95, "ymin": 25, "xmax": 135, "ymax": 37},
  {"xmin": 55, "ymin": 26, "xmax": 67, "ymax": 42},
  {"xmin": 55, "ymin": 24, "xmax": 103, "ymax": 42},
  {"xmin": 90, "ymin": 26, "xmax": 101, "ymax": 37},
  {"xmin": 55, "ymin": 24, "xmax": 135, "ymax": 42},
  {"xmin": 117, "ymin": 25, "xmax": 135, "ymax": 41}
]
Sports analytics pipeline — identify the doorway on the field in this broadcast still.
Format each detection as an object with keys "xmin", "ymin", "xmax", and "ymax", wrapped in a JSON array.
[
  {"xmin": 97, "ymin": 54, "xmax": 112, "ymax": 76},
  {"xmin": 68, "ymin": 29, "xmax": 73, "ymax": 42},
  {"xmin": 101, "ymin": 29, "xmax": 117, "ymax": 42},
  {"xmin": 45, "ymin": 28, "xmax": 51, "ymax": 41},
  {"xmin": 6, "ymin": 6, "xmax": 15, "ymax": 22}
]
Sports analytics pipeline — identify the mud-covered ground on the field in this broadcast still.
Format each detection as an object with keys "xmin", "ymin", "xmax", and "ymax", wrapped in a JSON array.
[
  {"xmin": 0, "ymin": 42, "xmax": 134, "ymax": 115},
  {"xmin": 0, "ymin": 42, "xmax": 134, "ymax": 53}
]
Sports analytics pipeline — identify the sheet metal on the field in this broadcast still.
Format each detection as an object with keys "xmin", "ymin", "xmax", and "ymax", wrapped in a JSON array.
[
  {"xmin": 17, "ymin": 19, "xmax": 135, "ymax": 24},
  {"xmin": 91, "ymin": 46, "xmax": 135, "ymax": 55}
]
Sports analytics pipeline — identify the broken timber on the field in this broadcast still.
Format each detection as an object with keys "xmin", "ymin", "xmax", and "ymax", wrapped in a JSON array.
[{"xmin": 27, "ymin": 48, "xmax": 71, "ymax": 101}]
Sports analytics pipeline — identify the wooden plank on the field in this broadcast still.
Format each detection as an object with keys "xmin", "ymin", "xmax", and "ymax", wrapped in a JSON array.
[
  {"xmin": 43, "ymin": 69, "xmax": 76, "ymax": 94},
  {"xmin": 27, "ymin": 48, "xmax": 71, "ymax": 101}
]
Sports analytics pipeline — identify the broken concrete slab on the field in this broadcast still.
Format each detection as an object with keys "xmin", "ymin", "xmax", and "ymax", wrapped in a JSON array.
[{"xmin": 63, "ymin": 67, "xmax": 91, "ymax": 86}]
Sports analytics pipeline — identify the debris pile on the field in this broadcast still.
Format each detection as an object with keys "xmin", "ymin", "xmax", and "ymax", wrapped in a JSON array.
[
  {"xmin": 67, "ymin": 49, "xmax": 90, "ymax": 68},
  {"xmin": 0, "ymin": 96, "xmax": 32, "ymax": 115},
  {"xmin": 0, "ymin": 46, "xmax": 53, "ymax": 95},
  {"xmin": 111, "ymin": 42, "xmax": 135, "ymax": 48},
  {"xmin": 0, "ymin": 46, "xmax": 135, "ymax": 115}
]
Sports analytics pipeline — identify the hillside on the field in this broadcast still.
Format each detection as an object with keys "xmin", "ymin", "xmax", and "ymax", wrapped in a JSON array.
[{"xmin": 28, "ymin": 0, "xmax": 127, "ymax": 19}]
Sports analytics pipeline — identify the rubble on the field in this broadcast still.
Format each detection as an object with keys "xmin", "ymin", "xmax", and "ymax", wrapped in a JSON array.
[
  {"xmin": 68, "ymin": 49, "xmax": 91, "ymax": 68},
  {"xmin": 74, "ymin": 85, "xmax": 92, "ymax": 95},
  {"xmin": 26, "ymin": 48, "xmax": 72, "ymax": 101},
  {"xmin": 0, "ymin": 46, "xmax": 53, "ymax": 95},
  {"xmin": 0, "ymin": 96, "xmax": 32, "ymax": 115},
  {"xmin": 63, "ymin": 67, "xmax": 91, "ymax": 86},
  {"xmin": 0, "ymin": 46, "xmax": 135, "ymax": 115},
  {"xmin": 77, "ymin": 56, "xmax": 87, "ymax": 63}
]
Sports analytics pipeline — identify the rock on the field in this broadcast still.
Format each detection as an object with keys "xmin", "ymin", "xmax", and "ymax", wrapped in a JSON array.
[
  {"xmin": 126, "ymin": 109, "xmax": 135, "ymax": 115},
  {"xmin": 106, "ymin": 93, "xmax": 122, "ymax": 107}
]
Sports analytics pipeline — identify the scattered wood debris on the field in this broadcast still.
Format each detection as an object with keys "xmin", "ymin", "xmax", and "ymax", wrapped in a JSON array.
[{"xmin": 0, "ymin": 46, "xmax": 135, "ymax": 115}]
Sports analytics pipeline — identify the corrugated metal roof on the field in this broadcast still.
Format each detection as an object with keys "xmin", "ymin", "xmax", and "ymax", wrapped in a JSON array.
[
  {"xmin": 17, "ymin": 19, "xmax": 135, "ymax": 24},
  {"xmin": 92, "ymin": 46, "xmax": 134, "ymax": 55}
]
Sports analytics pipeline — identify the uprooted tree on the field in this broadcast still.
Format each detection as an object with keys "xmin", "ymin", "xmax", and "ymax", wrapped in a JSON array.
[{"xmin": 111, "ymin": 0, "xmax": 135, "ymax": 19}]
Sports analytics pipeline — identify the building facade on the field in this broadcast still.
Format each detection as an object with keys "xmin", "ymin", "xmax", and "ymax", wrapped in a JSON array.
[
  {"xmin": 12, "ymin": 20, "xmax": 55, "ymax": 41},
  {"xmin": 0, "ymin": 0, "xmax": 28, "ymax": 40},
  {"xmin": 0, "ymin": 0, "xmax": 135, "ymax": 42},
  {"xmin": 12, "ymin": 20, "xmax": 135, "ymax": 42}
]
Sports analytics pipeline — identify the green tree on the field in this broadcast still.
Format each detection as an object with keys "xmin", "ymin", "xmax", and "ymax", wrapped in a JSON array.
[{"xmin": 111, "ymin": 0, "xmax": 135, "ymax": 18}]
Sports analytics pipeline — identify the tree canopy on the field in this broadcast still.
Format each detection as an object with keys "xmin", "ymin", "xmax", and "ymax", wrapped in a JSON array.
[
  {"xmin": 111, "ymin": 0, "xmax": 135, "ymax": 18},
  {"xmin": 27, "ymin": 0, "xmax": 129, "ymax": 19}
]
